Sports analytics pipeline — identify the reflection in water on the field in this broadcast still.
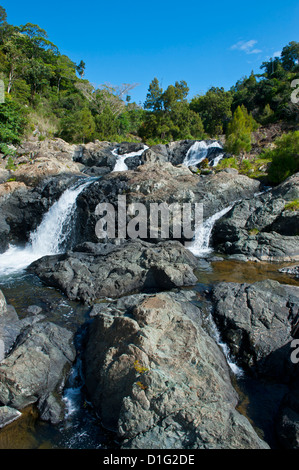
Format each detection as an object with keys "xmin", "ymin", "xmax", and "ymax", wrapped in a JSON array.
[{"xmin": 195, "ymin": 258, "xmax": 299, "ymax": 287}]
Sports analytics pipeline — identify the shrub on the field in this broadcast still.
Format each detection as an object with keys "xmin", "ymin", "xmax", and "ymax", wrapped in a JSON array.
[{"xmin": 261, "ymin": 131, "xmax": 299, "ymax": 184}]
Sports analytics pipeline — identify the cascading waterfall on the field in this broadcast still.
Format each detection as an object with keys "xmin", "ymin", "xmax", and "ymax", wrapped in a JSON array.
[
  {"xmin": 183, "ymin": 140, "xmax": 223, "ymax": 167},
  {"xmin": 112, "ymin": 145, "xmax": 149, "ymax": 172},
  {"xmin": 204, "ymin": 309, "xmax": 243, "ymax": 376},
  {"xmin": 188, "ymin": 205, "xmax": 233, "ymax": 257},
  {"xmin": 0, "ymin": 178, "xmax": 94, "ymax": 276}
]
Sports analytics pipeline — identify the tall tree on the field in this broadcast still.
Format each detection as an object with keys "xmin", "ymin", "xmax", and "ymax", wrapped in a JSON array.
[
  {"xmin": 76, "ymin": 59, "xmax": 86, "ymax": 78},
  {"xmin": 144, "ymin": 77, "xmax": 163, "ymax": 112}
]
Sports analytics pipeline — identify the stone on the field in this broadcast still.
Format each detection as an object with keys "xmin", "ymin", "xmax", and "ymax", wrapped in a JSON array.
[
  {"xmin": 83, "ymin": 291, "xmax": 269, "ymax": 449},
  {"xmin": 28, "ymin": 240, "xmax": 199, "ymax": 304}
]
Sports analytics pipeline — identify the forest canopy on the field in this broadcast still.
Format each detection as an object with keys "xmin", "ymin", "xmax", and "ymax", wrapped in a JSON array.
[{"xmin": 0, "ymin": 5, "xmax": 298, "ymax": 148}]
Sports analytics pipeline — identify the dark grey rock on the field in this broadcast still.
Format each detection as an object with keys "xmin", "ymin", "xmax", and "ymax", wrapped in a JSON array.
[
  {"xmin": 0, "ymin": 321, "xmax": 75, "ymax": 419},
  {"xmin": 83, "ymin": 291, "xmax": 269, "ymax": 449},
  {"xmin": 211, "ymin": 279, "xmax": 299, "ymax": 379},
  {"xmin": 27, "ymin": 240, "xmax": 199, "ymax": 304}
]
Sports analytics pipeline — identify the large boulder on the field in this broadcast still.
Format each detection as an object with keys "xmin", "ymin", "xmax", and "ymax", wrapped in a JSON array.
[
  {"xmin": 27, "ymin": 239, "xmax": 199, "ymax": 304},
  {"xmin": 73, "ymin": 141, "xmax": 117, "ymax": 169},
  {"xmin": 74, "ymin": 163, "xmax": 262, "ymax": 245},
  {"xmin": 211, "ymin": 173, "xmax": 299, "ymax": 261},
  {"xmin": 211, "ymin": 279, "xmax": 299, "ymax": 379},
  {"xmin": 0, "ymin": 320, "xmax": 75, "ymax": 424},
  {"xmin": 83, "ymin": 291, "xmax": 269, "ymax": 449}
]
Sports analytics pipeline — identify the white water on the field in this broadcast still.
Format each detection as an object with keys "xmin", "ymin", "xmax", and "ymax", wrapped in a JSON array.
[
  {"xmin": 188, "ymin": 205, "xmax": 233, "ymax": 257},
  {"xmin": 183, "ymin": 141, "xmax": 223, "ymax": 167},
  {"xmin": 211, "ymin": 153, "xmax": 224, "ymax": 167},
  {"xmin": 0, "ymin": 178, "xmax": 93, "ymax": 276},
  {"xmin": 112, "ymin": 145, "xmax": 149, "ymax": 172},
  {"xmin": 206, "ymin": 311, "xmax": 243, "ymax": 376}
]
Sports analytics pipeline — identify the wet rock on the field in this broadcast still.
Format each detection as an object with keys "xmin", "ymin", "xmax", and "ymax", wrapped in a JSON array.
[
  {"xmin": 279, "ymin": 265, "xmax": 299, "ymax": 278},
  {"xmin": 83, "ymin": 291, "xmax": 269, "ymax": 449},
  {"xmin": 211, "ymin": 279, "xmax": 299, "ymax": 380},
  {"xmin": 211, "ymin": 173, "xmax": 299, "ymax": 261},
  {"xmin": 276, "ymin": 377, "xmax": 299, "ymax": 449},
  {"xmin": 0, "ymin": 406, "xmax": 22, "ymax": 429},
  {"xmin": 0, "ymin": 321, "xmax": 75, "ymax": 421},
  {"xmin": 0, "ymin": 290, "xmax": 21, "ymax": 362},
  {"xmin": 27, "ymin": 239, "xmax": 199, "ymax": 304}
]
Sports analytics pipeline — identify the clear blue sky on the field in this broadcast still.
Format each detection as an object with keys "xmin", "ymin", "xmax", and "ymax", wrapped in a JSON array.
[{"xmin": 2, "ymin": 0, "xmax": 299, "ymax": 105}]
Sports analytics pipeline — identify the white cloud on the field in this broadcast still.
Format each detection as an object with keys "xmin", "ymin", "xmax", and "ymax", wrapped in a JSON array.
[
  {"xmin": 231, "ymin": 40, "xmax": 262, "ymax": 54},
  {"xmin": 273, "ymin": 50, "xmax": 281, "ymax": 58}
]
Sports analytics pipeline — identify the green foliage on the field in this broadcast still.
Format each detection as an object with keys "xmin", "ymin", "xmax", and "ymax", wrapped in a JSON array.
[
  {"xmin": 261, "ymin": 131, "xmax": 299, "ymax": 183},
  {"xmin": 0, "ymin": 4, "xmax": 297, "ymax": 148},
  {"xmin": 190, "ymin": 87, "xmax": 233, "ymax": 136},
  {"xmin": 59, "ymin": 107, "xmax": 95, "ymax": 143},
  {"xmin": 216, "ymin": 156, "xmax": 238, "ymax": 170},
  {"xmin": 225, "ymin": 105, "xmax": 257, "ymax": 156},
  {"xmin": 0, "ymin": 96, "xmax": 28, "ymax": 143},
  {"xmin": 284, "ymin": 199, "xmax": 299, "ymax": 211},
  {"xmin": 5, "ymin": 156, "xmax": 16, "ymax": 170}
]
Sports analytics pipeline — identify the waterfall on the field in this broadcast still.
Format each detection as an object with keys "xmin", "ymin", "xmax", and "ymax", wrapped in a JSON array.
[
  {"xmin": 204, "ymin": 309, "xmax": 243, "ymax": 376},
  {"xmin": 0, "ymin": 178, "xmax": 94, "ymax": 276},
  {"xmin": 183, "ymin": 141, "xmax": 223, "ymax": 167},
  {"xmin": 112, "ymin": 145, "xmax": 149, "ymax": 172},
  {"xmin": 188, "ymin": 205, "xmax": 233, "ymax": 257}
]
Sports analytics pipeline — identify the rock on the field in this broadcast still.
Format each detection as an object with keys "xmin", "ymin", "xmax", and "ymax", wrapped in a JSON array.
[
  {"xmin": 74, "ymin": 162, "xmax": 262, "ymax": 246},
  {"xmin": 211, "ymin": 280, "xmax": 299, "ymax": 380},
  {"xmin": 81, "ymin": 166, "xmax": 111, "ymax": 177},
  {"xmin": 0, "ymin": 290, "xmax": 21, "ymax": 361},
  {"xmin": 117, "ymin": 142, "xmax": 144, "ymax": 155},
  {"xmin": 27, "ymin": 239, "xmax": 199, "ymax": 304},
  {"xmin": 83, "ymin": 291, "xmax": 269, "ymax": 449},
  {"xmin": 11, "ymin": 138, "xmax": 84, "ymax": 185},
  {"xmin": 0, "ymin": 406, "xmax": 22, "ymax": 429},
  {"xmin": 276, "ymin": 377, "xmax": 299, "ymax": 449},
  {"xmin": 73, "ymin": 141, "xmax": 116, "ymax": 169},
  {"xmin": 0, "ymin": 181, "xmax": 27, "ymax": 197},
  {"xmin": 211, "ymin": 173, "xmax": 299, "ymax": 261},
  {"xmin": 279, "ymin": 265, "xmax": 299, "ymax": 278},
  {"xmin": 0, "ymin": 321, "xmax": 75, "ymax": 422}
]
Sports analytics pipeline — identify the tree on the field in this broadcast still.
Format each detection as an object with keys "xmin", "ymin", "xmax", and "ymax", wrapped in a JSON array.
[
  {"xmin": 144, "ymin": 77, "xmax": 163, "ymax": 112},
  {"xmin": 0, "ymin": 95, "xmax": 28, "ymax": 143},
  {"xmin": 281, "ymin": 41, "xmax": 299, "ymax": 71},
  {"xmin": 55, "ymin": 55, "xmax": 77, "ymax": 95},
  {"xmin": 190, "ymin": 87, "xmax": 233, "ymax": 136},
  {"xmin": 225, "ymin": 105, "xmax": 257, "ymax": 157},
  {"xmin": 59, "ymin": 107, "xmax": 95, "ymax": 143},
  {"xmin": 76, "ymin": 60, "xmax": 85, "ymax": 78}
]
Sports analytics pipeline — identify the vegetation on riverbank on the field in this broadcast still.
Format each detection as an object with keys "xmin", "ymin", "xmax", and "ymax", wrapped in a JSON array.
[{"xmin": 0, "ymin": 5, "xmax": 298, "ymax": 183}]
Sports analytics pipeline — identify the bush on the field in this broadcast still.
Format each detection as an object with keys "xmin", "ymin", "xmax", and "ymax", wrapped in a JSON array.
[{"xmin": 261, "ymin": 131, "xmax": 299, "ymax": 183}]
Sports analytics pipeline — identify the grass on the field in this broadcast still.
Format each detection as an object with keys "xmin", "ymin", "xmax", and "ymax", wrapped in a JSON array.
[{"xmin": 284, "ymin": 199, "xmax": 299, "ymax": 211}]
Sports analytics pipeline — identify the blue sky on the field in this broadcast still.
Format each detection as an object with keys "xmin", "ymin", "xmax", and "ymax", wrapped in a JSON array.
[{"xmin": 2, "ymin": 0, "xmax": 299, "ymax": 105}]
